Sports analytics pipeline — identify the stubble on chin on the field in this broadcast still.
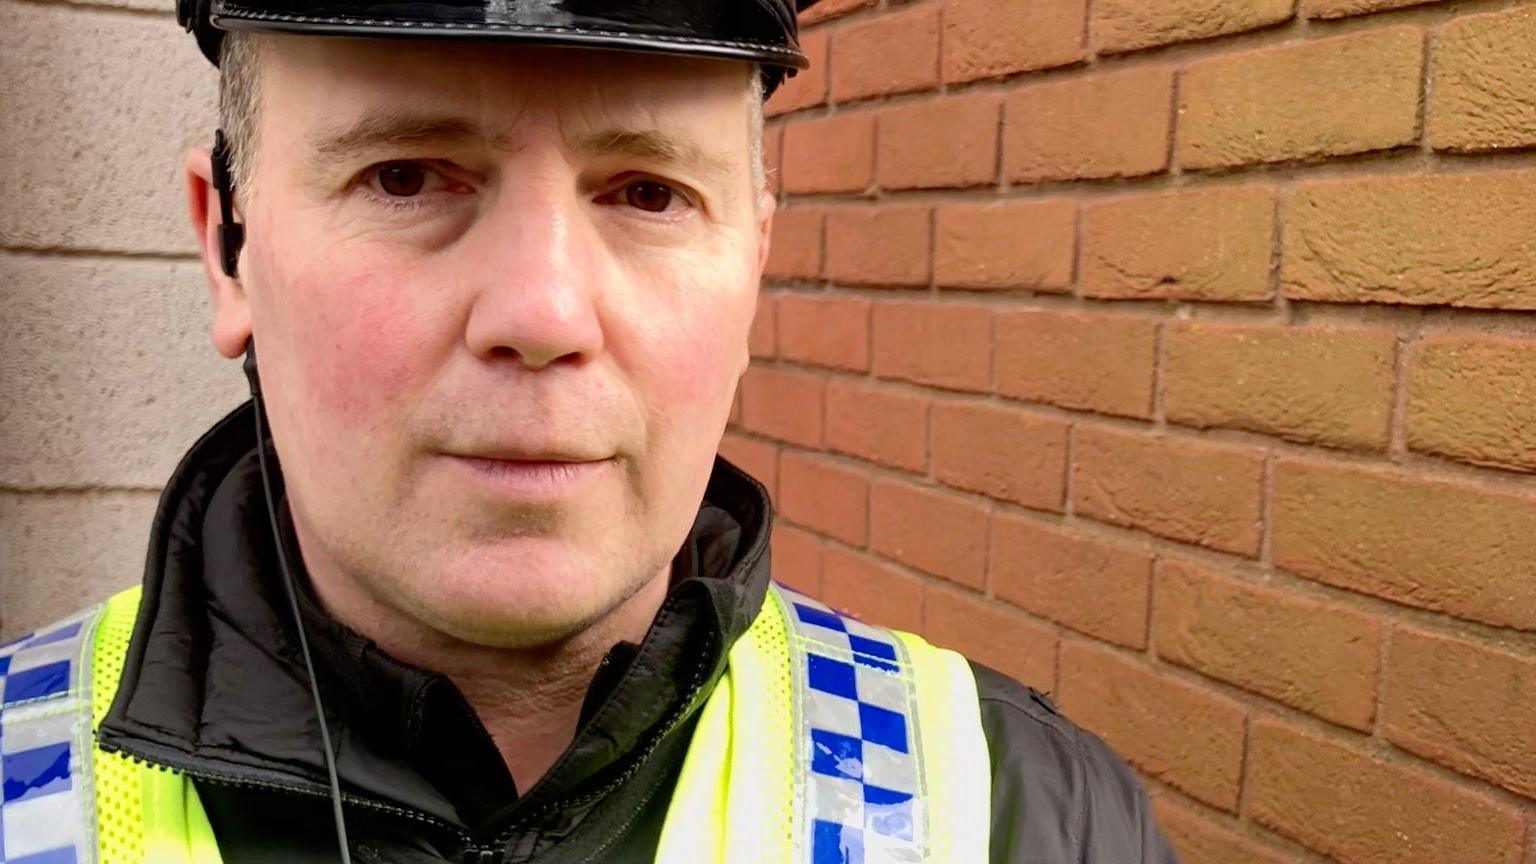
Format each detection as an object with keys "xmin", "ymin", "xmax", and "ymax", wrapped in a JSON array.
[{"xmin": 483, "ymin": 502, "xmax": 565, "ymax": 537}]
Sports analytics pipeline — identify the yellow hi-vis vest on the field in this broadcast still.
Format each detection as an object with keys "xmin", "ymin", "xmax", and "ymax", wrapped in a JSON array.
[{"xmin": 0, "ymin": 583, "xmax": 989, "ymax": 863}]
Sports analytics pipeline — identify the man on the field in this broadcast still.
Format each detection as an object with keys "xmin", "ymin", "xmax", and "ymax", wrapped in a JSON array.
[{"xmin": 0, "ymin": 1, "xmax": 1178, "ymax": 861}]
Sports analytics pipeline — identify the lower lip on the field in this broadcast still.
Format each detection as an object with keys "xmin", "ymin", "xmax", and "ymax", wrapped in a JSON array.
[{"xmin": 447, "ymin": 455, "xmax": 614, "ymax": 499}]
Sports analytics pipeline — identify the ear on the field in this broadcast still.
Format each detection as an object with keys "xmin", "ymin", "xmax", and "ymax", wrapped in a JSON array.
[
  {"xmin": 186, "ymin": 146, "xmax": 252, "ymax": 359},
  {"xmin": 736, "ymin": 191, "xmax": 778, "ymax": 384},
  {"xmin": 754, "ymin": 190, "xmax": 777, "ymax": 277}
]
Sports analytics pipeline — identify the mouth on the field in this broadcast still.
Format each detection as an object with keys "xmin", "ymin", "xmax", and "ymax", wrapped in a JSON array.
[{"xmin": 443, "ymin": 453, "xmax": 617, "ymax": 500}]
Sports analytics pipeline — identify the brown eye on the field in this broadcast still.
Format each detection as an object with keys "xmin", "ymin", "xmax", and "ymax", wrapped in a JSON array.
[
  {"xmin": 624, "ymin": 180, "xmax": 677, "ymax": 213},
  {"xmin": 377, "ymin": 162, "xmax": 427, "ymax": 197}
]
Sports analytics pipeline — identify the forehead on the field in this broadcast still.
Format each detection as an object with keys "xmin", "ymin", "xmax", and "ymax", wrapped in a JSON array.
[{"xmin": 254, "ymin": 35, "xmax": 757, "ymax": 147}]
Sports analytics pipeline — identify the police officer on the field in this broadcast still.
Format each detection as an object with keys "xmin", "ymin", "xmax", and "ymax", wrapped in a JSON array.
[{"xmin": 0, "ymin": 1, "xmax": 1178, "ymax": 861}]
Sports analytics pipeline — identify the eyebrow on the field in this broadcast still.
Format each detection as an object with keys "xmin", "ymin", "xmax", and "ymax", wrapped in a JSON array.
[
  {"xmin": 306, "ymin": 111, "xmax": 518, "ymax": 169},
  {"xmin": 306, "ymin": 110, "xmax": 740, "ymax": 185},
  {"xmin": 569, "ymin": 128, "xmax": 739, "ymax": 184}
]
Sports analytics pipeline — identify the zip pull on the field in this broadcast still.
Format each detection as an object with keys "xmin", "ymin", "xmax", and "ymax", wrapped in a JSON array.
[{"xmin": 462, "ymin": 848, "xmax": 504, "ymax": 864}]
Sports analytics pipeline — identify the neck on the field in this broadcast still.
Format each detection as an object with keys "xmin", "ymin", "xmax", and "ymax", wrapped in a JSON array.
[
  {"xmin": 293, "ymin": 533, "xmax": 672, "ymax": 791},
  {"xmin": 417, "ymin": 573, "xmax": 671, "ymax": 791}
]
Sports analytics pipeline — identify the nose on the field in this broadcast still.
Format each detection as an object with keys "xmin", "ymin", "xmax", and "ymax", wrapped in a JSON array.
[{"xmin": 462, "ymin": 180, "xmax": 606, "ymax": 371}]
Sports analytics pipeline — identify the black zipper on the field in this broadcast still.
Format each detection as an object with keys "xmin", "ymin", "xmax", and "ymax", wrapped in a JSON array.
[
  {"xmin": 487, "ymin": 635, "xmax": 716, "ymax": 863},
  {"xmin": 95, "ymin": 580, "xmax": 746, "ymax": 863},
  {"xmin": 564, "ymin": 615, "xmax": 738, "ymax": 864},
  {"xmin": 98, "ymin": 661, "xmax": 710, "ymax": 864},
  {"xmin": 99, "ymin": 697, "xmax": 702, "ymax": 864},
  {"xmin": 97, "ymin": 736, "xmax": 472, "ymax": 843}
]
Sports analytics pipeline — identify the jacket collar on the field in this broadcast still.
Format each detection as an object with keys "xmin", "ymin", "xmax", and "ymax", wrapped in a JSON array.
[{"xmin": 97, "ymin": 400, "xmax": 773, "ymax": 833}]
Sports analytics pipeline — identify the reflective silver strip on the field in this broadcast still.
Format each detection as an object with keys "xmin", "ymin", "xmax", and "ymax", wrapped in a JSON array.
[
  {"xmin": 771, "ymin": 584, "xmax": 930, "ymax": 864},
  {"xmin": 0, "ymin": 603, "xmax": 105, "ymax": 864}
]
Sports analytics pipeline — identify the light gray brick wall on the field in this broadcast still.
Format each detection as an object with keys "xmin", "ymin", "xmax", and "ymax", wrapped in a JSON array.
[{"xmin": 0, "ymin": 0, "xmax": 246, "ymax": 639}]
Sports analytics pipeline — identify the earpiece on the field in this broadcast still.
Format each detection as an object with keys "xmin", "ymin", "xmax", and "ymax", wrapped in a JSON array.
[
  {"xmin": 242, "ymin": 338, "xmax": 261, "ymax": 397},
  {"xmin": 211, "ymin": 130, "xmax": 245, "ymax": 279}
]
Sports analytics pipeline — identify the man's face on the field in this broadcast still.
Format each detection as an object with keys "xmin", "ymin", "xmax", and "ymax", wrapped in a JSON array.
[{"xmin": 207, "ymin": 37, "xmax": 769, "ymax": 648}]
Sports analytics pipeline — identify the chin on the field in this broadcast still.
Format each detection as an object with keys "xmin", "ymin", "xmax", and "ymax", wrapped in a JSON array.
[{"xmin": 402, "ymin": 540, "xmax": 656, "ymax": 649}]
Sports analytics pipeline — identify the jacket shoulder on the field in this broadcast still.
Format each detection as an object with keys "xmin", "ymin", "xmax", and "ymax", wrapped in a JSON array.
[
  {"xmin": 0, "ymin": 604, "xmax": 106, "ymax": 708},
  {"xmin": 970, "ymin": 661, "xmax": 1181, "ymax": 864}
]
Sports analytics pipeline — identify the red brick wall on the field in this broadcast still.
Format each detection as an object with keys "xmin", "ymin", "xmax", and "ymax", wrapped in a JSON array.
[{"xmin": 723, "ymin": 2, "xmax": 1536, "ymax": 863}]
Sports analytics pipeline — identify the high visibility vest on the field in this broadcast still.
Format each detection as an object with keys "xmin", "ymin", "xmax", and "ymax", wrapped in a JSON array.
[{"xmin": 0, "ymin": 583, "xmax": 989, "ymax": 863}]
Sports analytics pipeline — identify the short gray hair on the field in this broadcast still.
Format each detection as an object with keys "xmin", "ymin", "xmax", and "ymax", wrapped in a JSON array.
[
  {"xmin": 217, "ymin": 32, "xmax": 261, "ymax": 195},
  {"xmin": 217, "ymin": 36, "xmax": 767, "ymax": 203},
  {"xmin": 748, "ymin": 72, "xmax": 766, "ymax": 201}
]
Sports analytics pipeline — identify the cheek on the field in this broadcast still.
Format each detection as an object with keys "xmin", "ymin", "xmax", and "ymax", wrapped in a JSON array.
[
  {"xmin": 281, "ymin": 264, "xmax": 439, "ymax": 428},
  {"xmin": 623, "ymin": 257, "xmax": 757, "ymax": 430}
]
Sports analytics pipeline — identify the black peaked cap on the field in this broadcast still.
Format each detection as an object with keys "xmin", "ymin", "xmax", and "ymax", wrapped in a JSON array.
[{"xmin": 178, "ymin": 0, "xmax": 819, "ymax": 96}]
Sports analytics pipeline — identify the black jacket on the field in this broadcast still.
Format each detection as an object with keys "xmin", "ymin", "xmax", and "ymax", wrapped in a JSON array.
[{"xmin": 96, "ymin": 403, "xmax": 1178, "ymax": 863}]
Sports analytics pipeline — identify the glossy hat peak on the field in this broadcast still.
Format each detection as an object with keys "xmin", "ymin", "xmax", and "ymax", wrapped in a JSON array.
[{"xmin": 177, "ymin": 0, "xmax": 818, "ymax": 95}]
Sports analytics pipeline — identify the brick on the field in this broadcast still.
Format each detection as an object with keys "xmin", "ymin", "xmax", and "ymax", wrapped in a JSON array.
[
  {"xmin": 1073, "ymin": 427, "xmax": 1264, "ymax": 556},
  {"xmin": 1302, "ymin": 0, "xmax": 1446, "ymax": 18},
  {"xmin": 991, "ymin": 514, "xmax": 1152, "ymax": 648},
  {"xmin": 942, "ymin": 0, "xmax": 1087, "ymax": 84},
  {"xmin": 995, "ymin": 310, "xmax": 1157, "ymax": 419},
  {"xmin": 1156, "ymin": 560, "xmax": 1381, "ymax": 730},
  {"xmin": 1385, "ymin": 628, "xmax": 1536, "ymax": 800},
  {"xmin": 1407, "ymin": 334, "xmax": 1536, "ymax": 472},
  {"xmin": 782, "ymin": 114, "xmax": 875, "ymax": 194},
  {"xmin": 825, "ymin": 379, "xmax": 929, "ymax": 474},
  {"xmin": 1082, "ymin": 186, "xmax": 1275, "ymax": 302},
  {"xmin": 820, "ymin": 547, "xmax": 925, "ymax": 632},
  {"xmin": 1430, "ymin": 7, "xmax": 1536, "ymax": 152},
  {"xmin": 0, "ymin": 2, "xmax": 215, "ymax": 253},
  {"xmin": 1059, "ymin": 643, "xmax": 1246, "ymax": 811},
  {"xmin": 1179, "ymin": 28, "xmax": 1424, "ymax": 170},
  {"xmin": 825, "ymin": 206, "xmax": 932, "ymax": 286},
  {"xmin": 1164, "ymin": 323, "xmax": 1396, "ymax": 451},
  {"xmin": 717, "ymin": 433, "xmax": 778, "ymax": 499},
  {"xmin": 877, "ymin": 93, "xmax": 1000, "ymax": 190},
  {"xmin": 1282, "ymin": 170, "xmax": 1536, "ymax": 311},
  {"xmin": 776, "ymin": 294, "xmax": 871, "ymax": 372},
  {"xmin": 923, "ymin": 586, "xmax": 1057, "ymax": 692},
  {"xmin": 831, "ymin": 5, "xmax": 941, "ymax": 102},
  {"xmin": 933, "ymin": 200, "xmax": 1076, "ymax": 292},
  {"xmin": 0, "ymin": 491, "xmax": 159, "ymax": 640},
  {"xmin": 932, "ymin": 400, "xmax": 1068, "ymax": 511},
  {"xmin": 1004, "ymin": 67, "xmax": 1173, "ymax": 183},
  {"xmin": 764, "ymin": 208, "xmax": 824, "ymax": 281},
  {"xmin": 0, "ymin": 256, "xmax": 245, "ymax": 488},
  {"xmin": 801, "ymin": 0, "xmax": 875, "ymax": 24},
  {"xmin": 870, "ymin": 480, "xmax": 989, "ymax": 588},
  {"xmin": 749, "ymin": 292, "xmax": 776, "ymax": 359},
  {"xmin": 871, "ymin": 301, "xmax": 992, "ymax": 392},
  {"xmin": 777, "ymin": 451, "xmax": 870, "ymax": 546},
  {"xmin": 771, "ymin": 520, "xmax": 824, "ymax": 596},
  {"xmin": 1273, "ymin": 459, "xmax": 1536, "ymax": 630},
  {"xmin": 1248, "ymin": 720, "xmax": 1525, "ymax": 864},
  {"xmin": 738, "ymin": 366, "xmax": 825, "ymax": 448},
  {"xmin": 1151, "ymin": 797, "xmax": 1291, "ymax": 864},
  {"xmin": 765, "ymin": 29, "xmax": 830, "ymax": 116},
  {"xmin": 1093, "ymin": 0, "xmax": 1293, "ymax": 54}
]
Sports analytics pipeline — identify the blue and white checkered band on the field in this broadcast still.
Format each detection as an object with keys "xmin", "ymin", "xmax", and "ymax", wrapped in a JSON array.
[
  {"xmin": 771, "ymin": 584, "xmax": 929, "ymax": 864},
  {"xmin": 0, "ymin": 605, "xmax": 103, "ymax": 864}
]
